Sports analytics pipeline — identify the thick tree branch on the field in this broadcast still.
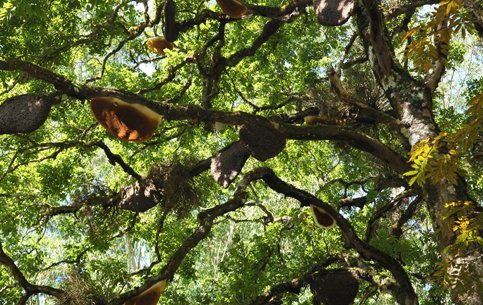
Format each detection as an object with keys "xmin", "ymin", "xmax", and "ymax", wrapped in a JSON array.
[
  {"xmin": 0, "ymin": 243, "xmax": 64, "ymax": 300},
  {"xmin": 111, "ymin": 168, "xmax": 266, "ymax": 305},
  {"xmin": 249, "ymin": 256, "xmax": 344, "ymax": 305},
  {"xmin": 339, "ymin": 196, "xmax": 368, "ymax": 209},
  {"xmin": 0, "ymin": 60, "xmax": 82, "ymax": 98},
  {"xmin": 43, "ymin": 203, "xmax": 83, "ymax": 218},
  {"xmin": 279, "ymin": 124, "xmax": 408, "ymax": 173},
  {"xmin": 357, "ymin": 0, "xmax": 397, "ymax": 76},
  {"xmin": 175, "ymin": 0, "xmax": 310, "ymax": 34},
  {"xmin": 356, "ymin": 0, "xmax": 423, "ymax": 85},
  {"xmin": 385, "ymin": 0, "xmax": 440, "ymax": 19},
  {"xmin": 258, "ymin": 168, "xmax": 418, "ymax": 305},
  {"xmin": 0, "ymin": 61, "xmax": 408, "ymax": 174}
]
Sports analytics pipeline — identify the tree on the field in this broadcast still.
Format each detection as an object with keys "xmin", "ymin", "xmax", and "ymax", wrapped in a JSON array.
[{"xmin": 0, "ymin": 0, "xmax": 481, "ymax": 304}]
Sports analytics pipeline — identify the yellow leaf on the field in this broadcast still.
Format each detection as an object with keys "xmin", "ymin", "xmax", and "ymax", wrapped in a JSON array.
[
  {"xmin": 404, "ymin": 170, "xmax": 419, "ymax": 176},
  {"xmin": 402, "ymin": 28, "xmax": 419, "ymax": 41},
  {"xmin": 446, "ymin": 2, "xmax": 454, "ymax": 15},
  {"xmin": 409, "ymin": 176, "xmax": 419, "ymax": 186},
  {"xmin": 414, "ymin": 157, "xmax": 425, "ymax": 165}
]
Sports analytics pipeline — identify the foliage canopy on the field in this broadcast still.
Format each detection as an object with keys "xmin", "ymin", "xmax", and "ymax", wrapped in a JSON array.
[{"xmin": 0, "ymin": 0, "xmax": 482, "ymax": 305}]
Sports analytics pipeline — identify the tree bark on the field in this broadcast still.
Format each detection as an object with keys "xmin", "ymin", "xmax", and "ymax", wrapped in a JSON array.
[{"xmin": 356, "ymin": 1, "xmax": 483, "ymax": 304}]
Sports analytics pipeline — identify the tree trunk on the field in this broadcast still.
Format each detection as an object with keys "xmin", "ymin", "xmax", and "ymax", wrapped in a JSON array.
[
  {"xmin": 425, "ymin": 181, "xmax": 483, "ymax": 305},
  {"xmin": 356, "ymin": 1, "xmax": 483, "ymax": 303}
]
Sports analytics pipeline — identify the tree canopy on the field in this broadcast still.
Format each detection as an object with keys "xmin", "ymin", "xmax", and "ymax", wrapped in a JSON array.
[{"xmin": 0, "ymin": 0, "xmax": 482, "ymax": 305}]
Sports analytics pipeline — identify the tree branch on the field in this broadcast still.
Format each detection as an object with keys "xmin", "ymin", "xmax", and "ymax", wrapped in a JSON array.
[
  {"xmin": 0, "ymin": 60, "xmax": 81, "ymax": 98},
  {"xmin": 247, "ymin": 0, "xmax": 312, "ymax": 18},
  {"xmin": 385, "ymin": 0, "xmax": 440, "ymax": 19},
  {"xmin": 279, "ymin": 124, "xmax": 408, "ymax": 173},
  {"xmin": 249, "ymin": 256, "xmax": 344, "ymax": 305},
  {"xmin": 365, "ymin": 191, "xmax": 416, "ymax": 242},
  {"xmin": 425, "ymin": 9, "xmax": 451, "ymax": 93},
  {"xmin": 111, "ymin": 168, "xmax": 267, "ymax": 305},
  {"xmin": 462, "ymin": 0, "xmax": 483, "ymax": 39},
  {"xmin": 392, "ymin": 196, "xmax": 423, "ymax": 238},
  {"xmin": 327, "ymin": 68, "xmax": 400, "ymax": 130},
  {"xmin": 0, "ymin": 60, "xmax": 407, "ymax": 173},
  {"xmin": 91, "ymin": 141, "xmax": 142, "ymax": 180},
  {"xmin": 226, "ymin": 19, "xmax": 284, "ymax": 68},
  {"xmin": 42, "ymin": 2, "xmax": 129, "ymax": 61},
  {"xmin": 0, "ymin": 243, "xmax": 64, "ymax": 301},
  {"xmin": 258, "ymin": 168, "xmax": 418, "ymax": 305},
  {"xmin": 356, "ymin": 0, "xmax": 437, "ymax": 146}
]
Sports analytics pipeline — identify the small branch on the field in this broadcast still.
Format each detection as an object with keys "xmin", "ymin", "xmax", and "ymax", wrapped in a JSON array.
[
  {"xmin": 86, "ymin": 2, "xmax": 154, "ymax": 82},
  {"xmin": 425, "ymin": 12, "xmax": 451, "ymax": 93},
  {"xmin": 39, "ymin": 247, "xmax": 92, "ymax": 272},
  {"xmin": 247, "ymin": 0, "xmax": 312, "ymax": 19},
  {"xmin": 336, "ymin": 32, "xmax": 359, "ymax": 73},
  {"xmin": 340, "ymin": 55, "xmax": 368, "ymax": 69},
  {"xmin": 138, "ymin": 58, "xmax": 193, "ymax": 94},
  {"xmin": 177, "ymin": 10, "xmax": 232, "ymax": 33},
  {"xmin": 91, "ymin": 141, "xmax": 142, "ymax": 180},
  {"xmin": 390, "ymin": 7, "xmax": 416, "ymax": 37},
  {"xmin": 42, "ymin": 2, "xmax": 128, "ymax": 61},
  {"xmin": 200, "ymin": 22, "xmax": 226, "ymax": 109},
  {"xmin": 462, "ymin": 0, "xmax": 483, "ymax": 39},
  {"xmin": 365, "ymin": 191, "xmax": 416, "ymax": 242},
  {"xmin": 339, "ymin": 196, "xmax": 368, "ymax": 209},
  {"xmin": 16, "ymin": 294, "xmax": 30, "ymax": 305},
  {"xmin": 326, "ymin": 175, "xmax": 377, "ymax": 190},
  {"xmin": 227, "ymin": 70, "xmax": 301, "ymax": 113},
  {"xmin": 0, "ymin": 141, "xmax": 80, "ymax": 181},
  {"xmin": 0, "ymin": 149, "xmax": 19, "ymax": 183},
  {"xmin": 221, "ymin": 214, "xmax": 264, "ymax": 225},
  {"xmin": 226, "ymin": 19, "xmax": 284, "ymax": 68},
  {"xmin": 250, "ymin": 278, "xmax": 304, "ymax": 305},
  {"xmin": 392, "ymin": 196, "xmax": 423, "ymax": 238}
]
